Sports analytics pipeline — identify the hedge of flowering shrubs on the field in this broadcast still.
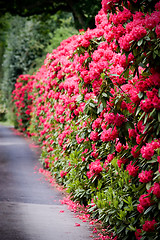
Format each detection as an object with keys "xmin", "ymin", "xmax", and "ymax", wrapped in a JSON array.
[
  {"xmin": 12, "ymin": 74, "xmax": 35, "ymax": 132},
  {"xmin": 12, "ymin": 0, "xmax": 160, "ymax": 239}
]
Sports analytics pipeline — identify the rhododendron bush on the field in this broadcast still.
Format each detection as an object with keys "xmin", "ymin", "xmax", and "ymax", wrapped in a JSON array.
[
  {"xmin": 12, "ymin": 0, "xmax": 160, "ymax": 239},
  {"xmin": 12, "ymin": 74, "xmax": 35, "ymax": 132}
]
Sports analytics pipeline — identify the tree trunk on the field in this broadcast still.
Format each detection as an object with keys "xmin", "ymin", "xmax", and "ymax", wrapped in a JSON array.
[{"xmin": 65, "ymin": 0, "xmax": 86, "ymax": 29}]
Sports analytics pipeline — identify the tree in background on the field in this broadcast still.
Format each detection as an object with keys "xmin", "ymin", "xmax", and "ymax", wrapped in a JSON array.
[
  {"xmin": 0, "ymin": 0, "xmax": 101, "ymax": 30},
  {"xmin": 0, "ymin": 0, "xmax": 100, "ymax": 119},
  {"xmin": 1, "ymin": 12, "xmax": 78, "ymax": 109}
]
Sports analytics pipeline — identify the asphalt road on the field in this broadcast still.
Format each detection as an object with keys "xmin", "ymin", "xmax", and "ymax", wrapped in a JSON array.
[{"xmin": 0, "ymin": 125, "xmax": 92, "ymax": 240}]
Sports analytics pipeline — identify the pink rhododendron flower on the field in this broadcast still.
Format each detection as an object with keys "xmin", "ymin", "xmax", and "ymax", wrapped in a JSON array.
[
  {"xmin": 141, "ymin": 143, "xmax": 155, "ymax": 160},
  {"xmin": 140, "ymin": 99, "xmax": 154, "ymax": 112},
  {"xmin": 90, "ymin": 131, "xmax": 99, "ymax": 141},
  {"xmin": 116, "ymin": 141, "xmax": 123, "ymax": 152},
  {"xmin": 126, "ymin": 161, "xmax": 139, "ymax": 177},
  {"xmin": 117, "ymin": 157, "xmax": 128, "ymax": 168},
  {"xmin": 101, "ymin": 0, "xmax": 120, "ymax": 13},
  {"xmin": 114, "ymin": 113, "xmax": 126, "ymax": 126},
  {"xmin": 104, "ymin": 113, "xmax": 116, "ymax": 125},
  {"xmin": 100, "ymin": 127, "xmax": 118, "ymax": 142},
  {"xmin": 76, "ymin": 134, "xmax": 84, "ymax": 144},
  {"xmin": 106, "ymin": 153, "xmax": 115, "ymax": 163},
  {"xmin": 156, "ymin": 23, "xmax": 160, "ymax": 38},
  {"xmin": 128, "ymin": 128, "xmax": 137, "ymax": 139},
  {"xmin": 148, "ymin": 71, "xmax": 160, "ymax": 87},
  {"xmin": 75, "ymin": 223, "xmax": 80, "ymax": 227},
  {"xmin": 137, "ymin": 204, "xmax": 144, "ymax": 213},
  {"xmin": 139, "ymin": 194, "xmax": 152, "ymax": 208},
  {"xmin": 87, "ymin": 160, "xmax": 103, "ymax": 178},
  {"xmin": 60, "ymin": 170, "xmax": 67, "ymax": 178},
  {"xmin": 135, "ymin": 229, "xmax": 142, "ymax": 240},
  {"xmin": 138, "ymin": 170, "xmax": 153, "ymax": 183},
  {"xmin": 153, "ymin": 182, "xmax": 160, "ymax": 198},
  {"xmin": 131, "ymin": 145, "xmax": 140, "ymax": 158},
  {"xmin": 113, "ymin": 8, "xmax": 132, "ymax": 25},
  {"xmin": 116, "ymin": 142, "xmax": 128, "ymax": 152},
  {"xmin": 92, "ymin": 118, "xmax": 102, "ymax": 130},
  {"xmin": 142, "ymin": 219, "xmax": 157, "ymax": 232}
]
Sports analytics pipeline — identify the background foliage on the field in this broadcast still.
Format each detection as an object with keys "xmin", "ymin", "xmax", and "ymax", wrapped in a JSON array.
[{"xmin": 0, "ymin": 12, "xmax": 78, "ymax": 113}]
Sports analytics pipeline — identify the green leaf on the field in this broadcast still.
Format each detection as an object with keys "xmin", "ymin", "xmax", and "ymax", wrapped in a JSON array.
[
  {"xmin": 143, "ymin": 123, "xmax": 149, "ymax": 134},
  {"xmin": 146, "ymin": 182, "xmax": 151, "ymax": 190},
  {"xmin": 158, "ymin": 112, "xmax": 160, "ymax": 122},
  {"xmin": 139, "ymin": 111, "xmax": 145, "ymax": 121},
  {"xmin": 110, "ymin": 144, "xmax": 115, "ymax": 154},
  {"xmin": 102, "ymin": 93, "xmax": 108, "ymax": 98},
  {"xmin": 101, "ymin": 72, "xmax": 106, "ymax": 80},
  {"xmin": 76, "ymin": 95, "xmax": 83, "ymax": 102},
  {"xmin": 148, "ymin": 159, "xmax": 157, "ymax": 164},
  {"xmin": 110, "ymin": 74, "xmax": 120, "ymax": 77},
  {"xmin": 124, "ymin": 68, "xmax": 129, "ymax": 78},
  {"xmin": 89, "ymin": 102, "xmax": 96, "ymax": 108},
  {"xmin": 137, "ymin": 39, "xmax": 143, "ymax": 46},
  {"xmin": 158, "ymin": 88, "xmax": 160, "ymax": 98},
  {"xmin": 116, "ymin": 225, "xmax": 125, "ymax": 234},
  {"xmin": 136, "ymin": 106, "xmax": 141, "ymax": 116},
  {"xmin": 128, "ymin": 225, "xmax": 136, "ymax": 231},
  {"xmin": 97, "ymin": 103, "xmax": 103, "ymax": 114},
  {"xmin": 144, "ymin": 36, "xmax": 150, "ymax": 41},
  {"xmin": 149, "ymin": 108, "xmax": 156, "ymax": 118},
  {"xmin": 143, "ymin": 113, "xmax": 148, "ymax": 125},
  {"xmin": 138, "ymin": 92, "xmax": 143, "ymax": 99},
  {"xmin": 140, "ymin": 237, "xmax": 146, "ymax": 240},
  {"xmin": 156, "ymin": 124, "xmax": 160, "ymax": 135},
  {"xmin": 144, "ymin": 206, "xmax": 154, "ymax": 215}
]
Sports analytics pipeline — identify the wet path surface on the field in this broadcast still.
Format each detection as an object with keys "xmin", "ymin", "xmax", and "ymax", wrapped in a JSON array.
[{"xmin": 0, "ymin": 125, "xmax": 92, "ymax": 240}]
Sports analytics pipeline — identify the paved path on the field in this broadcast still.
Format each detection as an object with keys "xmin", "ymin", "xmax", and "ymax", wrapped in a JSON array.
[{"xmin": 0, "ymin": 125, "xmax": 92, "ymax": 240}]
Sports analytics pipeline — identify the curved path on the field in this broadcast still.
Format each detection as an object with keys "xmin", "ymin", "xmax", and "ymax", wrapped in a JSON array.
[{"xmin": 0, "ymin": 125, "xmax": 92, "ymax": 240}]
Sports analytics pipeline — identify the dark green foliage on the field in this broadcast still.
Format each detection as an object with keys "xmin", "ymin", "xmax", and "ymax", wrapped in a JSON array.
[
  {"xmin": 1, "ymin": 12, "xmax": 77, "ymax": 105},
  {"xmin": 0, "ymin": 0, "xmax": 101, "ymax": 29}
]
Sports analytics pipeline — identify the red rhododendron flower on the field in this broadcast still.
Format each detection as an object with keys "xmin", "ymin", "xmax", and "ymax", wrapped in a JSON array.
[{"xmin": 12, "ymin": 1, "xmax": 160, "ymax": 237}]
